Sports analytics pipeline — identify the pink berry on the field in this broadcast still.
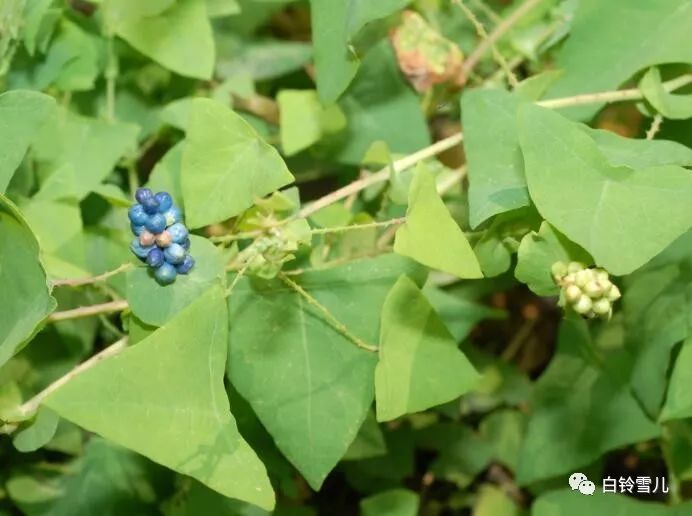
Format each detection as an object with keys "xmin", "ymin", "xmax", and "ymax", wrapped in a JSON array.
[
  {"xmin": 156, "ymin": 230, "xmax": 172, "ymax": 248},
  {"xmin": 139, "ymin": 230, "xmax": 156, "ymax": 246}
]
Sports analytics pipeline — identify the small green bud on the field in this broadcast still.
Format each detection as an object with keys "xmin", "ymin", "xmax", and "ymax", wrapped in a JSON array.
[
  {"xmin": 574, "ymin": 269, "xmax": 592, "ymax": 288},
  {"xmin": 551, "ymin": 261, "xmax": 568, "ymax": 280},
  {"xmin": 592, "ymin": 298, "xmax": 611, "ymax": 316},
  {"xmin": 573, "ymin": 295, "xmax": 593, "ymax": 315},
  {"xmin": 567, "ymin": 261, "xmax": 586, "ymax": 274},
  {"xmin": 564, "ymin": 272, "xmax": 576, "ymax": 284},
  {"xmin": 565, "ymin": 284, "xmax": 583, "ymax": 303},
  {"xmin": 606, "ymin": 284, "xmax": 621, "ymax": 302},
  {"xmin": 594, "ymin": 269, "xmax": 609, "ymax": 283},
  {"xmin": 583, "ymin": 280, "xmax": 604, "ymax": 298}
]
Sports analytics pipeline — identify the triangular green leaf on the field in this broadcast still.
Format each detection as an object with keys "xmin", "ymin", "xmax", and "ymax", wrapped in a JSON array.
[
  {"xmin": 0, "ymin": 90, "xmax": 55, "ymax": 193},
  {"xmin": 517, "ymin": 318, "xmax": 660, "ymax": 485},
  {"xmin": 640, "ymin": 67, "xmax": 692, "ymax": 120},
  {"xmin": 360, "ymin": 489, "xmax": 419, "ymax": 516},
  {"xmin": 534, "ymin": 489, "xmax": 692, "ymax": 516},
  {"xmin": 310, "ymin": 0, "xmax": 411, "ymax": 104},
  {"xmin": 543, "ymin": 0, "xmax": 692, "ymax": 120},
  {"xmin": 228, "ymin": 254, "xmax": 424, "ymax": 489},
  {"xmin": 518, "ymin": 104, "xmax": 692, "ymax": 275},
  {"xmin": 661, "ymin": 338, "xmax": 692, "ymax": 421},
  {"xmin": 33, "ymin": 108, "xmax": 139, "ymax": 201},
  {"xmin": 181, "ymin": 98, "xmax": 294, "ymax": 228},
  {"xmin": 394, "ymin": 165, "xmax": 483, "ymax": 279},
  {"xmin": 332, "ymin": 41, "xmax": 430, "ymax": 165},
  {"xmin": 126, "ymin": 235, "xmax": 225, "ymax": 326},
  {"xmin": 12, "ymin": 407, "xmax": 59, "ymax": 453},
  {"xmin": 461, "ymin": 88, "xmax": 530, "ymax": 228},
  {"xmin": 115, "ymin": 0, "xmax": 215, "ymax": 80},
  {"xmin": 44, "ymin": 286, "xmax": 275, "ymax": 510},
  {"xmin": 375, "ymin": 275, "xmax": 479, "ymax": 422},
  {"xmin": 515, "ymin": 222, "xmax": 592, "ymax": 296},
  {"xmin": 0, "ymin": 195, "xmax": 56, "ymax": 367}
]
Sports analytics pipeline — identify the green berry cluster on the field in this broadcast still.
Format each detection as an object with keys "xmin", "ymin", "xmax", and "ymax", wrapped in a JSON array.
[{"xmin": 551, "ymin": 261, "xmax": 621, "ymax": 319}]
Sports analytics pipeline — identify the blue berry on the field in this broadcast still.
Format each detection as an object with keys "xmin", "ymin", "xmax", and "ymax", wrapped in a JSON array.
[
  {"xmin": 141, "ymin": 196, "xmax": 160, "ymax": 214},
  {"xmin": 135, "ymin": 188, "xmax": 154, "ymax": 204},
  {"xmin": 145, "ymin": 213, "xmax": 167, "ymax": 233},
  {"xmin": 154, "ymin": 262, "xmax": 177, "ymax": 285},
  {"xmin": 130, "ymin": 238, "xmax": 154, "ymax": 260},
  {"xmin": 176, "ymin": 254, "xmax": 195, "ymax": 274},
  {"xmin": 167, "ymin": 222, "xmax": 189, "ymax": 244},
  {"xmin": 181, "ymin": 237, "xmax": 191, "ymax": 250},
  {"xmin": 128, "ymin": 204, "xmax": 148, "ymax": 225},
  {"xmin": 146, "ymin": 248, "xmax": 165, "ymax": 268},
  {"xmin": 131, "ymin": 223, "xmax": 146, "ymax": 236},
  {"xmin": 164, "ymin": 243, "xmax": 186, "ymax": 264},
  {"xmin": 155, "ymin": 192, "xmax": 173, "ymax": 212},
  {"xmin": 162, "ymin": 206, "xmax": 182, "ymax": 226}
]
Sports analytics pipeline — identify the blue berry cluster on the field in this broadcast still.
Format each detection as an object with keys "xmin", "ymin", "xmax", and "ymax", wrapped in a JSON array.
[{"xmin": 128, "ymin": 188, "xmax": 194, "ymax": 285}]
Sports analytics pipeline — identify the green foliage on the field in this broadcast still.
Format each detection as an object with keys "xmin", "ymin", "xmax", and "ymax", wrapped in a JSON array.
[
  {"xmin": 2, "ymin": 0, "xmax": 692, "ymax": 513},
  {"xmin": 228, "ymin": 255, "xmax": 422, "ymax": 489},
  {"xmin": 394, "ymin": 165, "xmax": 482, "ymax": 278},
  {"xmin": 375, "ymin": 275, "xmax": 478, "ymax": 421},
  {"xmin": 181, "ymin": 98, "xmax": 294, "ymax": 228},
  {"xmin": 545, "ymin": 0, "xmax": 692, "ymax": 119},
  {"xmin": 44, "ymin": 287, "xmax": 274, "ymax": 509},
  {"xmin": 0, "ymin": 195, "xmax": 56, "ymax": 367},
  {"xmin": 112, "ymin": 0, "xmax": 215, "ymax": 80},
  {"xmin": 0, "ymin": 90, "xmax": 54, "ymax": 192},
  {"xmin": 126, "ymin": 235, "xmax": 224, "ymax": 325},
  {"xmin": 518, "ymin": 104, "xmax": 692, "ymax": 275}
]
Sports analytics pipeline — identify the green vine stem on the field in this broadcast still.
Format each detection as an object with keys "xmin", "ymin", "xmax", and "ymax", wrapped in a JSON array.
[
  {"xmin": 309, "ymin": 217, "xmax": 406, "ymax": 236},
  {"xmin": 278, "ymin": 273, "xmax": 378, "ymax": 353},
  {"xmin": 298, "ymin": 72, "xmax": 692, "ymax": 218},
  {"xmin": 51, "ymin": 263, "xmax": 133, "ymax": 288},
  {"xmin": 4, "ymin": 337, "xmax": 130, "ymax": 428},
  {"xmin": 454, "ymin": 0, "xmax": 521, "ymax": 87},
  {"xmin": 47, "ymin": 299, "xmax": 129, "ymax": 323}
]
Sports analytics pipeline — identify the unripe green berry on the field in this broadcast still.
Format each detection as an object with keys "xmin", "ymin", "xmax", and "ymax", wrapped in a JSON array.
[
  {"xmin": 574, "ymin": 269, "xmax": 592, "ymax": 288},
  {"xmin": 567, "ymin": 261, "xmax": 585, "ymax": 274},
  {"xmin": 583, "ymin": 280, "xmax": 604, "ymax": 298},
  {"xmin": 592, "ymin": 298, "xmax": 611, "ymax": 316},
  {"xmin": 551, "ymin": 261, "xmax": 568, "ymax": 280},
  {"xmin": 606, "ymin": 284, "xmax": 621, "ymax": 301},
  {"xmin": 573, "ymin": 295, "xmax": 593, "ymax": 315},
  {"xmin": 565, "ymin": 284, "xmax": 583, "ymax": 303},
  {"xmin": 594, "ymin": 269, "xmax": 609, "ymax": 283}
]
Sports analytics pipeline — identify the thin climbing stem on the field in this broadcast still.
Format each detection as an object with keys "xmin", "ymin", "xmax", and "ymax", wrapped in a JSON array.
[
  {"xmin": 454, "ymin": 0, "xmax": 519, "ymax": 87},
  {"xmin": 48, "ymin": 299, "xmax": 129, "ymax": 323},
  {"xmin": 457, "ymin": 0, "xmax": 544, "ymax": 83},
  {"xmin": 278, "ymin": 273, "xmax": 378, "ymax": 352},
  {"xmin": 536, "ymin": 73, "xmax": 692, "ymax": 109},
  {"xmin": 210, "ymin": 230, "xmax": 264, "ymax": 244},
  {"xmin": 51, "ymin": 263, "xmax": 133, "ymax": 288},
  {"xmin": 226, "ymin": 262, "xmax": 251, "ymax": 297},
  {"xmin": 298, "ymin": 132, "xmax": 464, "ymax": 219},
  {"xmin": 310, "ymin": 218, "xmax": 406, "ymax": 236},
  {"xmin": 298, "ymin": 73, "xmax": 692, "ymax": 219},
  {"xmin": 646, "ymin": 114, "xmax": 664, "ymax": 140},
  {"xmin": 17, "ymin": 337, "xmax": 129, "ymax": 420}
]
